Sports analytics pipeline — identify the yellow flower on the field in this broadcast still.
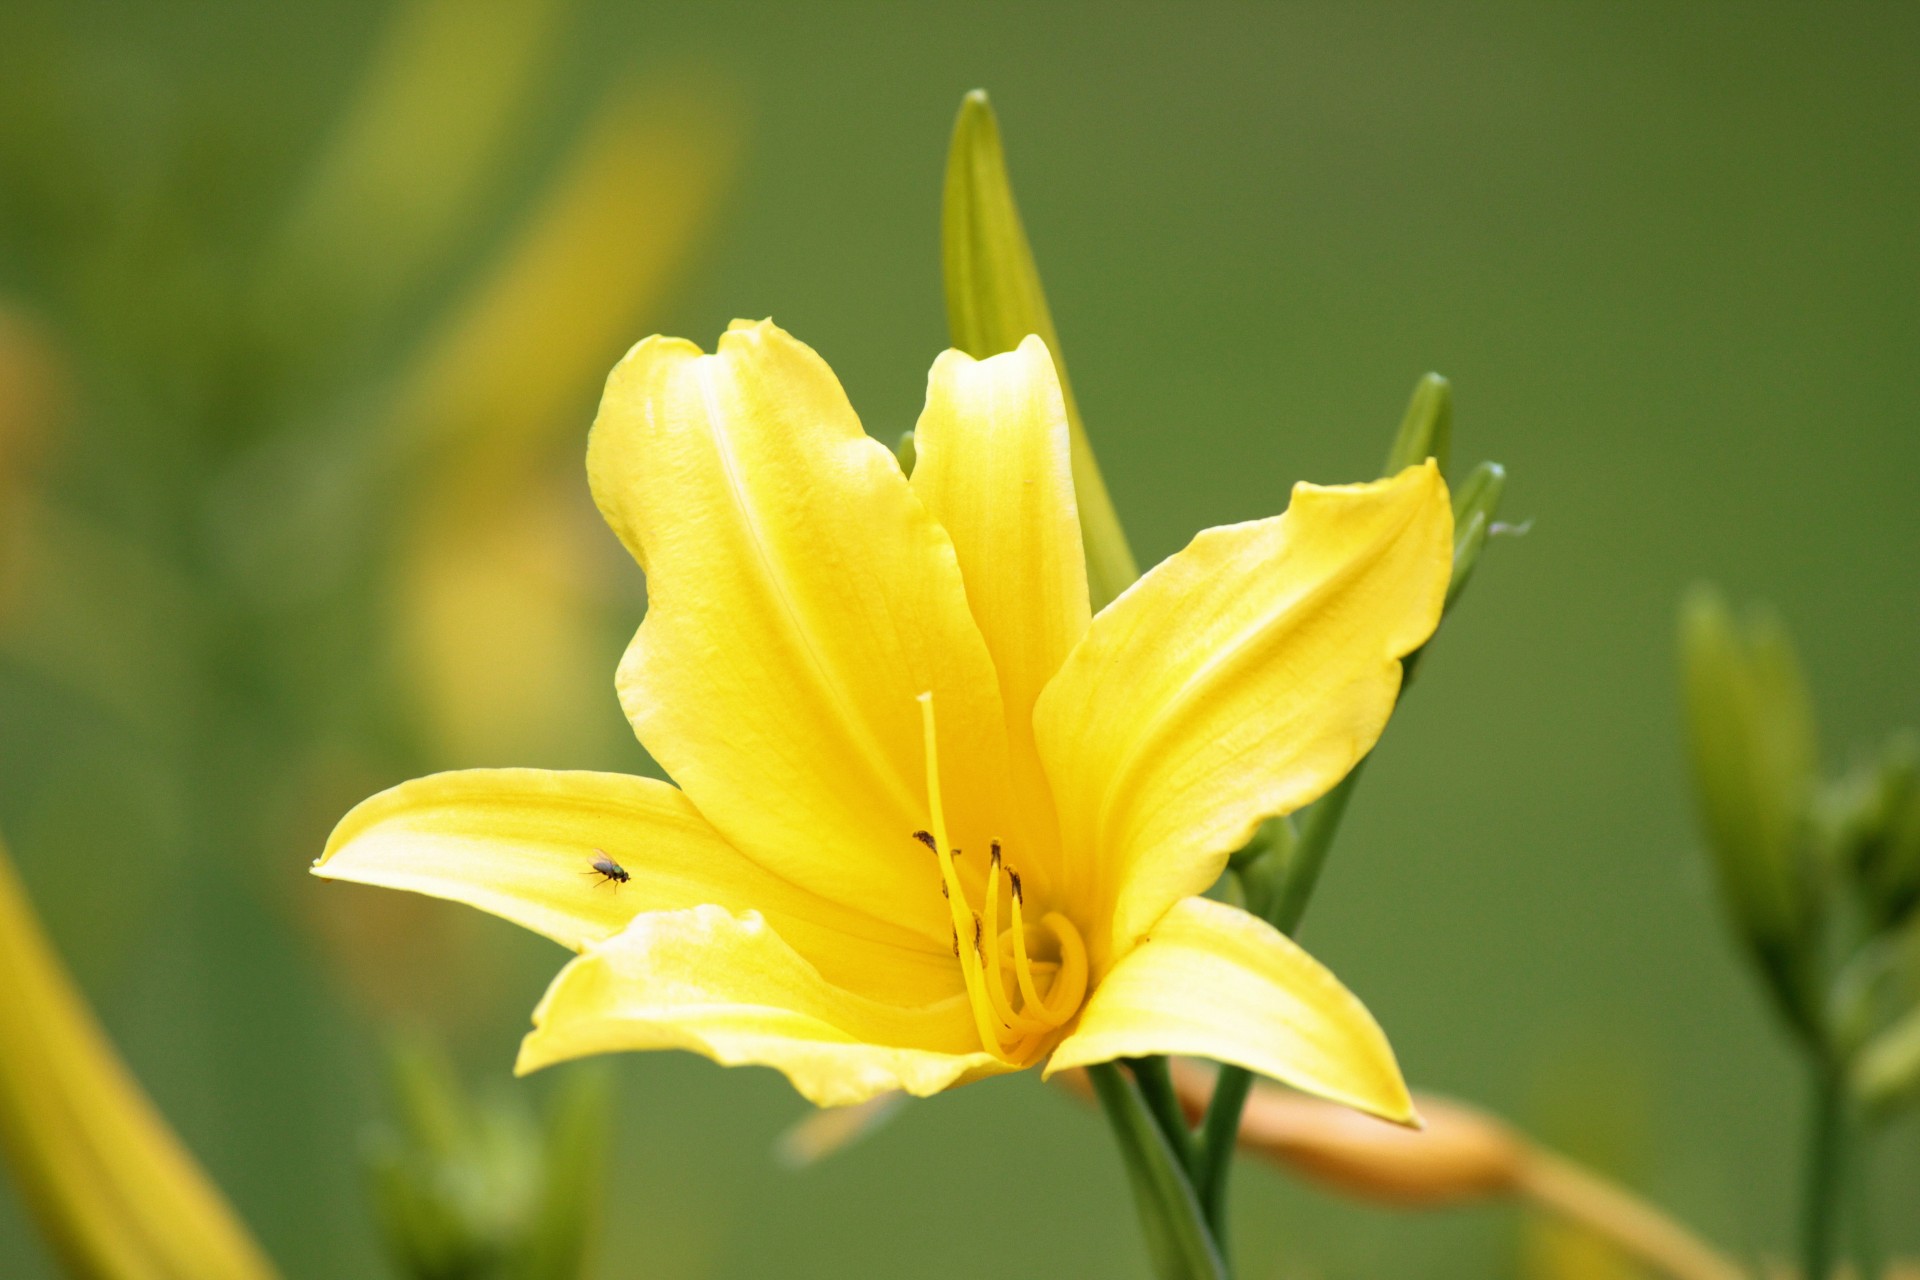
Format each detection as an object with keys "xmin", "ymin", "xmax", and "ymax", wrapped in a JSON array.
[{"xmin": 315, "ymin": 320, "xmax": 1451, "ymax": 1115}]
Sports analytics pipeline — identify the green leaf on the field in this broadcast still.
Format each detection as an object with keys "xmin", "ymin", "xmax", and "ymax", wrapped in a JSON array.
[{"xmin": 942, "ymin": 89, "xmax": 1139, "ymax": 609}]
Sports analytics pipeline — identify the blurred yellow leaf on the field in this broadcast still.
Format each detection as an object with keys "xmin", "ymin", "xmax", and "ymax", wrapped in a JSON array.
[
  {"xmin": 0, "ymin": 304, "xmax": 66, "ymax": 624},
  {"xmin": 266, "ymin": 0, "xmax": 576, "ymax": 331},
  {"xmin": 388, "ymin": 72, "xmax": 740, "ymax": 762},
  {"xmin": 0, "ymin": 834, "xmax": 279, "ymax": 1279}
]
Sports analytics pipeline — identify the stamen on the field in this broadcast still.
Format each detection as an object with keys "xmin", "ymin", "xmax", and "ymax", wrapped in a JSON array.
[
  {"xmin": 980, "ymin": 844, "xmax": 1047, "ymax": 1034},
  {"xmin": 1006, "ymin": 892, "xmax": 1089, "ymax": 1026},
  {"xmin": 1007, "ymin": 883, "xmax": 1049, "ymax": 1015},
  {"xmin": 918, "ymin": 692, "xmax": 1011, "ymax": 1060},
  {"xmin": 1037, "ymin": 911, "xmax": 1089, "ymax": 1021},
  {"xmin": 911, "ymin": 829, "xmax": 936, "ymax": 852}
]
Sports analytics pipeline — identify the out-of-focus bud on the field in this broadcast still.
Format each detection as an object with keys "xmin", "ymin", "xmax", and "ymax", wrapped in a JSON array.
[
  {"xmin": 1055, "ymin": 1064, "xmax": 1742, "ymax": 1280},
  {"xmin": 1824, "ymin": 730, "xmax": 1920, "ymax": 932},
  {"xmin": 893, "ymin": 429, "xmax": 918, "ymax": 477},
  {"xmin": 1445, "ymin": 460, "xmax": 1506, "ymax": 611},
  {"xmin": 1164, "ymin": 1059, "xmax": 1521, "ymax": 1204},
  {"xmin": 942, "ymin": 89, "xmax": 1138, "ymax": 609},
  {"xmin": 775, "ymin": 1092, "xmax": 907, "ymax": 1168},
  {"xmin": 1678, "ymin": 586, "xmax": 1821, "ymax": 1034},
  {"xmin": 366, "ymin": 1037, "xmax": 607, "ymax": 1280},
  {"xmin": 1855, "ymin": 1003, "xmax": 1920, "ymax": 1117},
  {"xmin": 0, "ymin": 835, "xmax": 280, "ymax": 1279},
  {"xmin": 1384, "ymin": 372, "xmax": 1453, "ymax": 477}
]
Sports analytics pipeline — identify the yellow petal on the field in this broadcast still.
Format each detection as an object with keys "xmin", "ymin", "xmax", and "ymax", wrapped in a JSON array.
[
  {"xmin": 517, "ymin": 905, "xmax": 1010, "ymax": 1108},
  {"xmin": 313, "ymin": 769, "xmax": 961, "ymax": 1007},
  {"xmin": 0, "ymin": 836, "xmax": 279, "ymax": 1279},
  {"xmin": 910, "ymin": 336, "xmax": 1089, "ymax": 896},
  {"xmin": 1044, "ymin": 896, "xmax": 1414, "ymax": 1125},
  {"xmin": 587, "ymin": 321, "xmax": 1015, "ymax": 940},
  {"xmin": 1036, "ymin": 462, "xmax": 1452, "ymax": 963}
]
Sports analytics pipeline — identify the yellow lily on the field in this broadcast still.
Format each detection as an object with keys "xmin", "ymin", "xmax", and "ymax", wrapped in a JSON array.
[{"xmin": 316, "ymin": 320, "xmax": 1451, "ymax": 1116}]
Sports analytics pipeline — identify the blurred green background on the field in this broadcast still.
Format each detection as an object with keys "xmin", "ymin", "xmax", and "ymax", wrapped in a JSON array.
[{"xmin": 1, "ymin": 1, "xmax": 1916, "ymax": 1276}]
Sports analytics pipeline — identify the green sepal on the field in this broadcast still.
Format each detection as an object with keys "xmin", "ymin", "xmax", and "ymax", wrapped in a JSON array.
[
  {"xmin": 1384, "ymin": 372, "xmax": 1452, "ymax": 476},
  {"xmin": 942, "ymin": 89, "xmax": 1139, "ymax": 608}
]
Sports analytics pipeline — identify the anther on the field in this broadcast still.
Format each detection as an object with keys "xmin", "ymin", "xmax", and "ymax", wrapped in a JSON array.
[
  {"xmin": 951, "ymin": 924, "xmax": 959, "ymax": 957},
  {"xmin": 911, "ymin": 829, "xmax": 936, "ymax": 851},
  {"xmin": 990, "ymin": 840, "xmax": 1002, "ymax": 867},
  {"xmin": 1009, "ymin": 870, "xmax": 1023, "ymax": 902},
  {"xmin": 972, "ymin": 913, "xmax": 983, "ymax": 953}
]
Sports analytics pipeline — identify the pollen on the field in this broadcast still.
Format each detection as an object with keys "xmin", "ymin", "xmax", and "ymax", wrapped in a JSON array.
[{"xmin": 916, "ymin": 692, "xmax": 1088, "ymax": 1062}]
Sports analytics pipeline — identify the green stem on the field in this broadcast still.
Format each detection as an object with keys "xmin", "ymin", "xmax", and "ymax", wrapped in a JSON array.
[
  {"xmin": 1800, "ymin": 1061, "xmax": 1847, "ymax": 1280},
  {"xmin": 1847, "ymin": 1119, "xmax": 1882, "ymax": 1280},
  {"xmin": 1268, "ymin": 758, "xmax": 1370, "ymax": 936},
  {"xmin": 1193, "ymin": 757, "xmax": 1373, "ymax": 1233},
  {"xmin": 1087, "ymin": 1063, "xmax": 1227, "ymax": 1280},
  {"xmin": 1128, "ymin": 1057, "xmax": 1197, "ymax": 1170},
  {"xmin": 1191, "ymin": 1065, "xmax": 1254, "ymax": 1239}
]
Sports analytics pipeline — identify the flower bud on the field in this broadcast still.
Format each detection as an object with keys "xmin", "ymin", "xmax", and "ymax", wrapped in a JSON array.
[
  {"xmin": 1163, "ymin": 1059, "xmax": 1522, "ymax": 1205},
  {"xmin": 1445, "ymin": 460, "xmax": 1507, "ymax": 611},
  {"xmin": 1828, "ymin": 730, "xmax": 1920, "ymax": 931},
  {"xmin": 366, "ymin": 1037, "xmax": 608, "ymax": 1280},
  {"xmin": 942, "ymin": 89, "xmax": 1138, "ymax": 608},
  {"xmin": 1677, "ymin": 585, "xmax": 1821, "ymax": 1031},
  {"xmin": 1855, "ymin": 1004, "xmax": 1920, "ymax": 1116},
  {"xmin": 1384, "ymin": 372, "xmax": 1453, "ymax": 477}
]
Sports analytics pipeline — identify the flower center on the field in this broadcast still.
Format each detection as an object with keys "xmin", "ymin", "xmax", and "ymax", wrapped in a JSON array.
[{"xmin": 917, "ymin": 692, "xmax": 1088, "ymax": 1061}]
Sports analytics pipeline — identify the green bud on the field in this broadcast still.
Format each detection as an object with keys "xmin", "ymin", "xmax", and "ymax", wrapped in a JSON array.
[
  {"xmin": 365, "ymin": 1038, "xmax": 608, "ymax": 1280},
  {"xmin": 1854, "ymin": 1002, "xmax": 1920, "ymax": 1116},
  {"xmin": 1383, "ymin": 372, "xmax": 1452, "ymax": 477},
  {"xmin": 942, "ymin": 89, "xmax": 1139, "ymax": 609},
  {"xmin": 1677, "ymin": 586, "xmax": 1822, "ymax": 1032},
  {"xmin": 1444, "ymin": 461, "xmax": 1505, "ymax": 612},
  {"xmin": 1226, "ymin": 816, "xmax": 1298, "ymax": 921},
  {"xmin": 1833, "ymin": 730, "xmax": 1920, "ymax": 930},
  {"xmin": 893, "ymin": 429, "xmax": 917, "ymax": 477},
  {"xmin": 522, "ymin": 1067, "xmax": 610, "ymax": 1280}
]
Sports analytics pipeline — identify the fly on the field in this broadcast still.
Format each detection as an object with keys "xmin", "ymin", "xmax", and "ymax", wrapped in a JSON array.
[{"xmin": 587, "ymin": 849, "xmax": 630, "ymax": 887}]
